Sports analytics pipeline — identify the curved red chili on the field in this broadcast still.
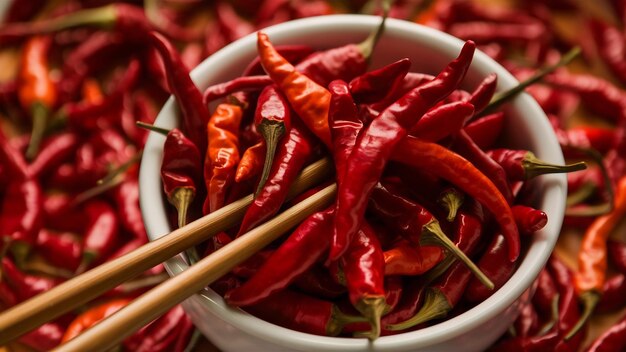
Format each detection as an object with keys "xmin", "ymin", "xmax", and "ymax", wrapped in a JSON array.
[
  {"xmin": 348, "ymin": 58, "xmax": 412, "ymax": 104},
  {"xmin": 463, "ymin": 112, "xmax": 505, "ymax": 150},
  {"xmin": 511, "ymin": 205, "xmax": 548, "ymax": 236}
]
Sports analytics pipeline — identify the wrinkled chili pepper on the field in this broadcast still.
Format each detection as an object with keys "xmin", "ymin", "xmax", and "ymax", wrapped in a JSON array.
[
  {"xmin": 513, "ymin": 300, "xmax": 540, "ymax": 337},
  {"xmin": 568, "ymin": 176, "xmax": 626, "ymax": 340},
  {"xmin": 202, "ymin": 75, "xmax": 273, "ymax": 104},
  {"xmin": 559, "ymin": 126, "xmax": 616, "ymax": 156},
  {"xmin": 61, "ymin": 297, "xmax": 132, "ymax": 342},
  {"xmin": 204, "ymin": 100, "xmax": 243, "ymax": 214},
  {"xmin": 242, "ymin": 44, "xmax": 315, "ymax": 76},
  {"xmin": 18, "ymin": 35, "xmax": 56, "ymax": 160},
  {"xmin": 487, "ymin": 148, "xmax": 586, "ymax": 181},
  {"xmin": 331, "ymin": 41, "xmax": 475, "ymax": 262},
  {"xmin": 468, "ymin": 72, "xmax": 497, "ymax": 115},
  {"xmin": 586, "ymin": 313, "xmax": 626, "ymax": 352},
  {"xmin": 113, "ymin": 178, "xmax": 147, "ymax": 240},
  {"xmin": 410, "ymin": 101, "xmax": 475, "ymax": 142},
  {"xmin": 245, "ymin": 289, "xmax": 367, "ymax": 337},
  {"xmin": 293, "ymin": 265, "xmax": 346, "ymax": 299},
  {"xmin": 348, "ymin": 58, "xmax": 411, "ymax": 104},
  {"xmin": 0, "ymin": 178, "xmax": 43, "ymax": 264},
  {"xmin": 327, "ymin": 79, "xmax": 362, "ymax": 181},
  {"xmin": 588, "ymin": 19, "xmax": 626, "ymax": 86},
  {"xmin": 226, "ymin": 207, "xmax": 334, "ymax": 305},
  {"xmin": 532, "ymin": 267, "xmax": 560, "ymax": 334},
  {"xmin": 391, "ymin": 136, "xmax": 520, "ymax": 261},
  {"xmin": 237, "ymin": 118, "xmax": 315, "ymax": 235},
  {"xmin": 35, "ymin": 229, "xmax": 82, "ymax": 272},
  {"xmin": 215, "ymin": 0, "xmax": 255, "ymax": 42},
  {"xmin": 254, "ymin": 85, "xmax": 291, "ymax": 193},
  {"xmin": 124, "ymin": 304, "xmax": 193, "ymax": 352},
  {"xmin": 256, "ymin": 31, "xmax": 332, "ymax": 147},
  {"xmin": 487, "ymin": 328, "xmax": 560, "ymax": 352},
  {"xmin": 77, "ymin": 200, "xmax": 120, "ymax": 272},
  {"xmin": 149, "ymin": 31, "xmax": 210, "ymax": 153},
  {"xmin": 339, "ymin": 222, "xmax": 386, "ymax": 340}
]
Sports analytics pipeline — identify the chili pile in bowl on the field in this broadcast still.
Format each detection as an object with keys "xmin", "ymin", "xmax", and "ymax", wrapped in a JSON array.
[{"xmin": 139, "ymin": 14, "xmax": 570, "ymax": 352}]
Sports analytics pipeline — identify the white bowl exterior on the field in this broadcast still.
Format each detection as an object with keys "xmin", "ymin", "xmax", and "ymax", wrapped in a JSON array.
[{"xmin": 139, "ymin": 15, "xmax": 566, "ymax": 352}]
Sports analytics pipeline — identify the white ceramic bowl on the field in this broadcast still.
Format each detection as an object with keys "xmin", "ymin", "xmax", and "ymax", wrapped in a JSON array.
[{"xmin": 139, "ymin": 14, "xmax": 566, "ymax": 352}]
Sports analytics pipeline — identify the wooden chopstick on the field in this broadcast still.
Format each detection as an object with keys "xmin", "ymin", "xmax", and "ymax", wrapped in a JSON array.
[
  {"xmin": 0, "ymin": 157, "xmax": 332, "ymax": 345},
  {"xmin": 54, "ymin": 182, "xmax": 337, "ymax": 352}
]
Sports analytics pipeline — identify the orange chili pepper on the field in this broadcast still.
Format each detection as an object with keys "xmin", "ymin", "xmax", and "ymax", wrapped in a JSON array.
[
  {"xmin": 61, "ymin": 297, "xmax": 132, "ymax": 343},
  {"xmin": 383, "ymin": 241, "xmax": 444, "ymax": 276},
  {"xmin": 256, "ymin": 31, "xmax": 332, "ymax": 148},
  {"xmin": 203, "ymin": 100, "xmax": 243, "ymax": 214},
  {"xmin": 81, "ymin": 78, "xmax": 104, "ymax": 104},
  {"xmin": 18, "ymin": 35, "xmax": 57, "ymax": 160},
  {"xmin": 235, "ymin": 141, "xmax": 265, "ymax": 183},
  {"xmin": 567, "ymin": 176, "xmax": 626, "ymax": 340}
]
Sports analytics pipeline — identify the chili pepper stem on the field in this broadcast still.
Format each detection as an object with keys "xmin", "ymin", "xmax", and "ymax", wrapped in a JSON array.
[
  {"xmin": 523, "ymin": 153, "xmax": 587, "ymax": 179},
  {"xmin": 170, "ymin": 187, "xmax": 200, "ymax": 265},
  {"xmin": 420, "ymin": 220, "xmax": 494, "ymax": 290},
  {"xmin": 566, "ymin": 182, "xmax": 597, "ymax": 207},
  {"xmin": 75, "ymin": 252, "xmax": 97, "ymax": 275},
  {"xmin": 136, "ymin": 121, "xmax": 170, "ymax": 136},
  {"xmin": 23, "ymin": 260, "xmax": 73, "ymax": 279},
  {"xmin": 356, "ymin": 1, "xmax": 389, "ymax": 61},
  {"xmin": 327, "ymin": 304, "xmax": 369, "ymax": 336},
  {"xmin": 438, "ymin": 189, "xmax": 464, "ymax": 222},
  {"xmin": 481, "ymin": 47, "xmax": 581, "ymax": 116},
  {"xmin": 565, "ymin": 147, "xmax": 614, "ymax": 217},
  {"xmin": 9, "ymin": 242, "xmax": 30, "ymax": 269},
  {"xmin": 537, "ymin": 294, "xmax": 560, "ymax": 336},
  {"xmin": 256, "ymin": 121, "xmax": 285, "ymax": 195},
  {"xmin": 353, "ymin": 296, "xmax": 388, "ymax": 340},
  {"xmin": 565, "ymin": 290, "xmax": 599, "ymax": 340},
  {"xmin": 386, "ymin": 287, "xmax": 451, "ymax": 331},
  {"xmin": 25, "ymin": 103, "xmax": 48, "ymax": 160}
]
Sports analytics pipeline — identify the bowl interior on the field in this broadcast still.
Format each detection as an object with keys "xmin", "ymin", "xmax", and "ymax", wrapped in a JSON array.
[{"xmin": 139, "ymin": 14, "xmax": 566, "ymax": 352}]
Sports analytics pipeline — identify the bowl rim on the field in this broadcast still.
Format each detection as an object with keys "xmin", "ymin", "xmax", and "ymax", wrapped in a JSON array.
[{"xmin": 139, "ymin": 14, "xmax": 566, "ymax": 351}]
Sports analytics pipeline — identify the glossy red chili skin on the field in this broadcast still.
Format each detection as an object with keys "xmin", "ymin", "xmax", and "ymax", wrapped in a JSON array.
[
  {"xmin": 609, "ymin": 240, "xmax": 626, "ymax": 274},
  {"xmin": 82, "ymin": 200, "xmax": 119, "ymax": 265},
  {"xmin": 254, "ymin": 84, "xmax": 292, "ymax": 129},
  {"xmin": 245, "ymin": 289, "xmax": 336, "ymax": 336},
  {"xmin": 514, "ymin": 301, "xmax": 540, "ymax": 338},
  {"xmin": 128, "ymin": 305, "xmax": 191, "ymax": 352},
  {"xmin": 0, "ymin": 179, "xmax": 43, "ymax": 250},
  {"xmin": 465, "ymin": 233, "xmax": 516, "ymax": 303},
  {"xmin": 586, "ymin": 314, "xmax": 626, "ymax": 352},
  {"xmin": 559, "ymin": 126, "xmax": 616, "ymax": 156},
  {"xmin": 331, "ymin": 42, "xmax": 475, "ymax": 261},
  {"xmin": 295, "ymin": 44, "xmax": 369, "ymax": 87},
  {"xmin": 28, "ymin": 132, "xmax": 79, "ymax": 178},
  {"xmin": 35, "ymin": 229, "xmax": 82, "ymax": 272},
  {"xmin": 532, "ymin": 268, "xmax": 559, "ymax": 313},
  {"xmin": 328, "ymin": 79, "xmax": 362, "ymax": 179},
  {"xmin": 342, "ymin": 222, "xmax": 386, "ymax": 307},
  {"xmin": 202, "ymin": 75, "xmax": 273, "ymax": 104},
  {"xmin": 410, "ymin": 101, "xmax": 475, "ymax": 142},
  {"xmin": 2, "ymin": 257, "xmax": 61, "ymax": 302},
  {"xmin": 370, "ymin": 72, "xmax": 435, "ymax": 112},
  {"xmin": 243, "ymin": 45, "xmax": 315, "ymax": 76},
  {"xmin": 226, "ymin": 207, "xmax": 334, "ymax": 306},
  {"xmin": 596, "ymin": 274, "xmax": 626, "ymax": 313},
  {"xmin": 18, "ymin": 321, "xmax": 64, "ymax": 351},
  {"xmin": 237, "ymin": 119, "xmax": 315, "ymax": 235},
  {"xmin": 161, "ymin": 128, "xmax": 202, "ymax": 200},
  {"xmin": 463, "ymin": 112, "xmax": 505, "ymax": 150},
  {"xmin": 511, "ymin": 205, "xmax": 548, "ymax": 236},
  {"xmin": 348, "ymin": 58, "xmax": 412, "ymax": 104}
]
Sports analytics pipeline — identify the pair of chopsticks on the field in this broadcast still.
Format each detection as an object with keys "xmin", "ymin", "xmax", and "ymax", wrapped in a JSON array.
[{"xmin": 0, "ymin": 158, "xmax": 334, "ymax": 351}]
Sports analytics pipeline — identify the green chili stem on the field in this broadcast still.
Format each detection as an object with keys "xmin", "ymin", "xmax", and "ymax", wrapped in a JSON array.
[
  {"xmin": 256, "ymin": 121, "xmax": 285, "ymax": 195},
  {"xmin": 386, "ymin": 287, "xmax": 450, "ymax": 331}
]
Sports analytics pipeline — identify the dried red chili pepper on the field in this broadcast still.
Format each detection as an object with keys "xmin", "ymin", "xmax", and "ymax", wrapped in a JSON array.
[
  {"xmin": 596, "ymin": 274, "xmax": 626, "ymax": 313},
  {"xmin": 348, "ymin": 58, "xmax": 412, "ymax": 104},
  {"xmin": 61, "ymin": 297, "xmax": 132, "ymax": 342},
  {"xmin": 35, "ymin": 229, "xmax": 82, "ymax": 272},
  {"xmin": 383, "ymin": 240, "xmax": 444, "ymax": 276},
  {"xmin": 609, "ymin": 239, "xmax": 626, "ymax": 274},
  {"xmin": 0, "ymin": 129, "xmax": 29, "ymax": 179},
  {"xmin": 245, "ymin": 289, "xmax": 367, "ymax": 336},
  {"xmin": 243, "ymin": 45, "xmax": 315, "ymax": 76},
  {"xmin": 589, "ymin": 19, "xmax": 626, "ymax": 86},
  {"xmin": 511, "ymin": 205, "xmax": 548, "ymax": 236},
  {"xmin": 202, "ymin": 75, "xmax": 274, "ymax": 104},
  {"xmin": 391, "ymin": 136, "xmax": 520, "ymax": 261},
  {"xmin": 410, "ymin": 101, "xmax": 475, "ymax": 142},
  {"xmin": 568, "ymin": 176, "xmax": 626, "ymax": 340},
  {"xmin": 293, "ymin": 265, "xmax": 346, "ymax": 299},
  {"xmin": 77, "ymin": 200, "xmax": 119, "ymax": 272},
  {"xmin": 0, "ymin": 281, "xmax": 17, "ymax": 308},
  {"xmin": 330, "ymin": 41, "xmax": 475, "ymax": 262},
  {"xmin": 487, "ymin": 148, "xmax": 586, "ymax": 182},
  {"xmin": 113, "ymin": 178, "xmax": 147, "ymax": 240},
  {"xmin": 449, "ymin": 21, "xmax": 546, "ymax": 45},
  {"xmin": 256, "ymin": 31, "xmax": 332, "ymax": 147},
  {"xmin": 237, "ymin": 119, "xmax": 315, "ymax": 235},
  {"xmin": 126, "ymin": 305, "xmax": 192, "ymax": 352},
  {"xmin": 226, "ymin": 207, "xmax": 334, "ymax": 306},
  {"xmin": 463, "ymin": 112, "xmax": 505, "ymax": 150},
  {"xmin": 28, "ymin": 132, "xmax": 79, "ymax": 179},
  {"xmin": 254, "ymin": 85, "xmax": 291, "ymax": 193},
  {"xmin": 1, "ymin": 257, "xmax": 61, "ymax": 302},
  {"xmin": 17, "ymin": 35, "xmax": 56, "ymax": 159},
  {"xmin": 204, "ymin": 100, "xmax": 243, "ymax": 214},
  {"xmin": 235, "ymin": 141, "xmax": 265, "ymax": 183},
  {"xmin": 468, "ymin": 72, "xmax": 497, "ymax": 115},
  {"xmin": 18, "ymin": 321, "xmax": 64, "ymax": 351},
  {"xmin": 149, "ymin": 31, "xmax": 210, "ymax": 152},
  {"xmin": 215, "ymin": 1, "xmax": 255, "ymax": 42},
  {"xmin": 532, "ymin": 268, "xmax": 560, "ymax": 334},
  {"xmin": 339, "ymin": 222, "xmax": 386, "ymax": 340},
  {"xmin": 0, "ymin": 178, "xmax": 43, "ymax": 264},
  {"xmin": 487, "ymin": 328, "xmax": 560, "ymax": 352}
]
